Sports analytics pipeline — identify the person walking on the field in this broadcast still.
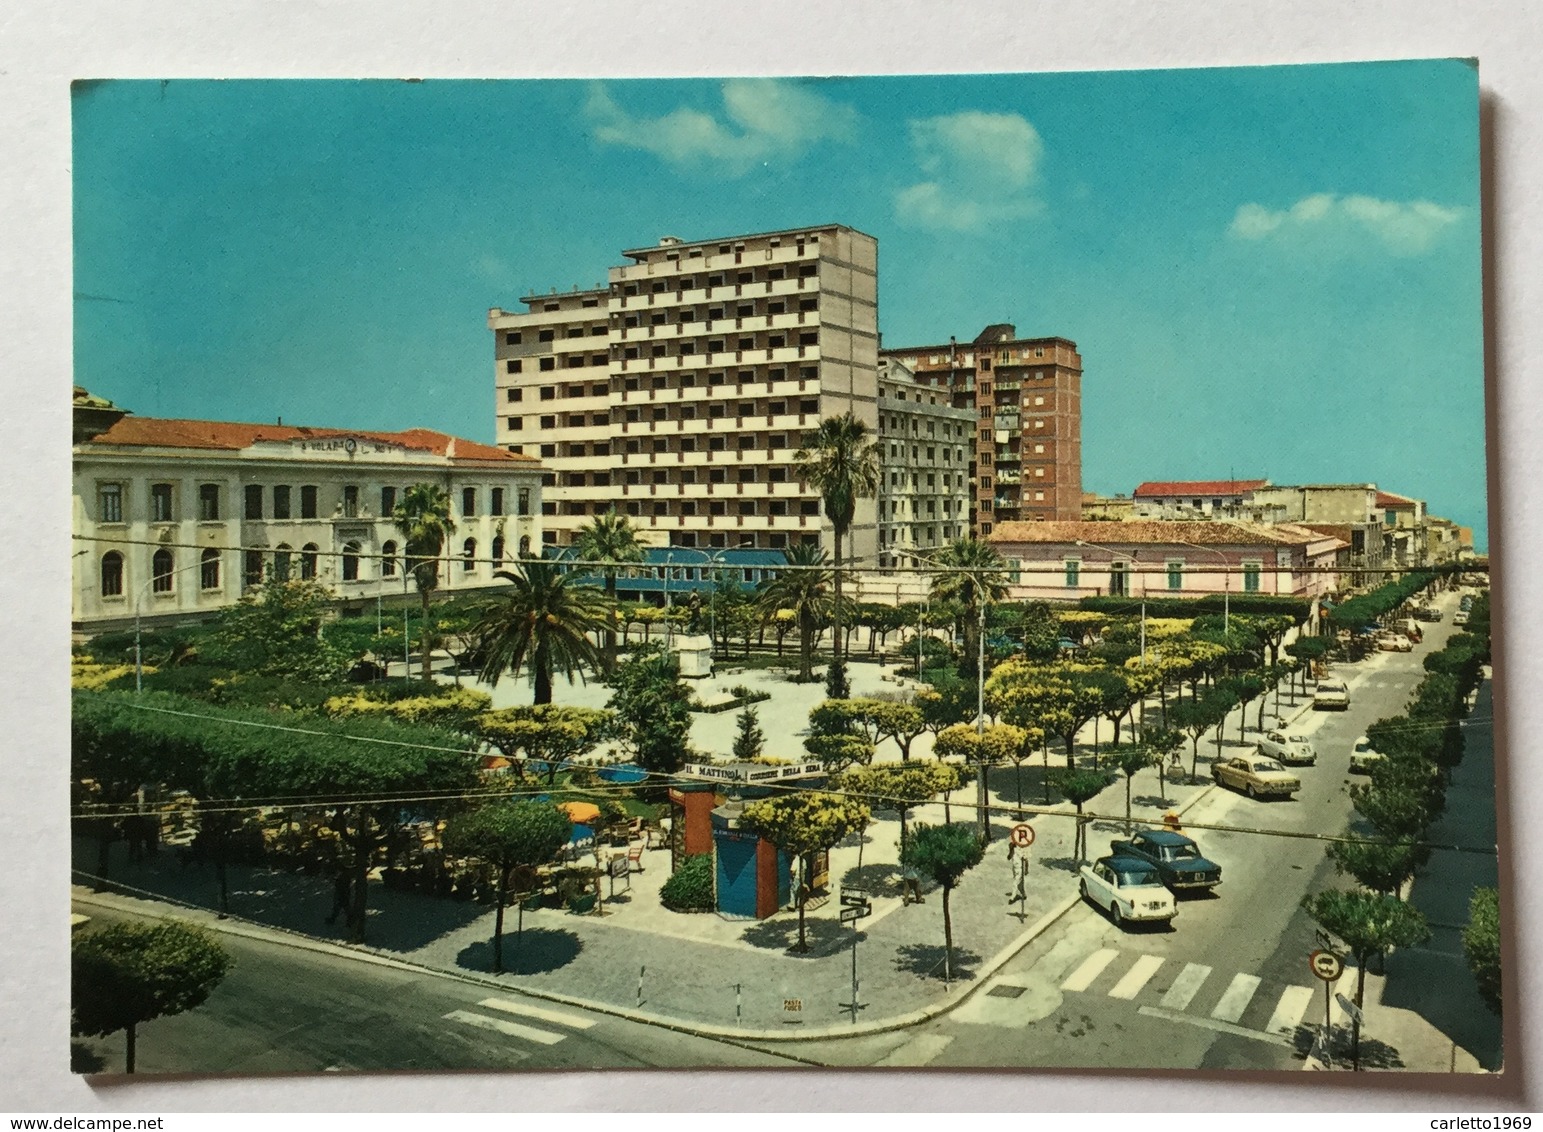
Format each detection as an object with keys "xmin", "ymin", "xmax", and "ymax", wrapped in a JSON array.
[{"xmin": 325, "ymin": 866, "xmax": 352, "ymax": 926}]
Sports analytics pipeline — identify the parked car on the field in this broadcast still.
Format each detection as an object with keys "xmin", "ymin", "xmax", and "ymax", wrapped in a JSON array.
[
  {"xmin": 1454, "ymin": 610, "xmax": 1470, "ymax": 626},
  {"xmin": 1079, "ymin": 855, "xmax": 1178, "ymax": 927},
  {"xmin": 1313, "ymin": 679, "xmax": 1351, "ymax": 710},
  {"xmin": 1376, "ymin": 632, "xmax": 1413, "ymax": 652},
  {"xmin": 1414, "ymin": 606, "xmax": 1442, "ymax": 622},
  {"xmin": 1106, "ymin": 830, "xmax": 1222, "ymax": 894},
  {"xmin": 1257, "ymin": 729, "xmax": 1318, "ymax": 766},
  {"xmin": 1350, "ymin": 735, "xmax": 1386, "ymax": 773},
  {"xmin": 1212, "ymin": 754, "xmax": 1301, "ymax": 799}
]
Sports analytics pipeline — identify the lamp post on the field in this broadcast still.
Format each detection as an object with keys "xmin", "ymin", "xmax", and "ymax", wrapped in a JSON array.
[
  {"xmin": 1075, "ymin": 538, "xmax": 1145, "ymax": 666},
  {"xmin": 1177, "ymin": 540, "xmax": 1230, "ymax": 632},
  {"xmin": 663, "ymin": 551, "xmax": 675, "ymax": 648}
]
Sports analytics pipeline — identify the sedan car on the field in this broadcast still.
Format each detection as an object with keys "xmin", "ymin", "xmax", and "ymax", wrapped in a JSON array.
[
  {"xmin": 1212, "ymin": 754, "xmax": 1301, "ymax": 799},
  {"xmin": 1454, "ymin": 610, "xmax": 1471, "ymax": 626},
  {"xmin": 1414, "ymin": 606, "xmax": 1443, "ymax": 622},
  {"xmin": 1350, "ymin": 734, "xmax": 1386, "ymax": 773},
  {"xmin": 1257, "ymin": 729, "xmax": 1318, "ymax": 766},
  {"xmin": 1313, "ymin": 679, "xmax": 1351, "ymax": 710},
  {"xmin": 1376, "ymin": 632, "xmax": 1413, "ymax": 652},
  {"xmin": 1079, "ymin": 855, "xmax": 1177, "ymax": 927},
  {"xmin": 1106, "ymin": 830, "xmax": 1222, "ymax": 893}
]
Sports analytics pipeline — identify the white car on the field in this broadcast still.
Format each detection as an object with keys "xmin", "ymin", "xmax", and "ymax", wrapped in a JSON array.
[
  {"xmin": 1350, "ymin": 735, "xmax": 1386, "ymax": 773},
  {"xmin": 1079, "ymin": 855, "xmax": 1178, "ymax": 927},
  {"xmin": 1257, "ymin": 730, "xmax": 1318, "ymax": 766},
  {"xmin": 1454, "ymin": 610, "xmax": 1471, "ymax": 626},
  {"xmin": 1313, "ymin": 679, "xmax": 1351, "ymax": 710}
]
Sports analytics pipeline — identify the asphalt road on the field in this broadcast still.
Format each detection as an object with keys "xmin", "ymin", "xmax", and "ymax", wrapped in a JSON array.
[
  {"xmin": 754, "ymin": 593, "xmax": 1481, "ymax": 1071},
  {"xmin": 70, "ymin": 905, "xmax": 800, "ymax": 1076}
]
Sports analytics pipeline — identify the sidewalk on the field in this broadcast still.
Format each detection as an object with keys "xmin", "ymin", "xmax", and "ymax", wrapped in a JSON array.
[{"xmin": 72, "ymin": 669, "xmax": 1311, "ymax": 1041}]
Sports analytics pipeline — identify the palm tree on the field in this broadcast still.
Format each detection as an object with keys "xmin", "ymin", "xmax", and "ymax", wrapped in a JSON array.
[
  {"xmin": 930, "ymin": 538, "xmax": 1010, "ymax": 678},
  {"xmin": 757, "ymin": 542, "xmax": 837, "ymax": 683},
  {"xmin": 471, "ymin": 560, "xmax": 613, "ymax": 704},
  {"xmin": 793, "ymin": 412, "xmax": 880, "ymax": 661},
  {"xmin": 571, "ymin": 508, "xmax": 646, "ymax": 673},
  {"xmin": 393, "ymin": 483, "xmax": 456, "ymax": 683}
]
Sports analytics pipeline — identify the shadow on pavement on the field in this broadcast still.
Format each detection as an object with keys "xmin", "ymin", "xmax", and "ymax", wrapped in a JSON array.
[
  {"xmin": 1036, "ymin": 855, "xmax": 1084, "ymax": 874},
  {"xmin": 455, "ymin": 927, "xmax": 583, "ymax": 975},
  {"xmin": 892, "ymin": 942, "xmax": 983, "ymax": 982},
  {"xmin": 840, "ymin": 862, "xmax": 902, "ymax": 898},
  {"xmin": 738, "ymin": 915, "xmax": 853, "ymax": 958}
]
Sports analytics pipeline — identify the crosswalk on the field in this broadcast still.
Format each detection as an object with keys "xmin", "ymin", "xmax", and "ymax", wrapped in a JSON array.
[
  {"xmin": 1045, "ymin": 948, "xmax": 1329, "ymax": 1044},
  {"xmin": 442, "ymin": 997, "xmax": 596, "ymax": 1057}
]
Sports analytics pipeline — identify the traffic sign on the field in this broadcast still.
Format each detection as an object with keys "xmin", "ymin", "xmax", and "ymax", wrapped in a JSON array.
[
  {"xmin": 1009, "ymin": 823, "xmax": 1036, "ymax": 849},
  {"xmin": 1335, "ymin": 992, "xmax": 1364, "ymax": 1026},
  {"xmin": 840, "ymin": 889, "xmax": 870, "ymax": 907},
  {"xmin": 1309, "ymin": 948, "xmax": 1344, "ymax": 982},
  {"xmin": 839, "ymin": 901, "xmax": 873, "ymax": 924}
]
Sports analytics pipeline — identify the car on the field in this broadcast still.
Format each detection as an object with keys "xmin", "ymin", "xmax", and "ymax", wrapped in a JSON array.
[
  {"xmin": 1313, "ymin": 679, "xmax": 1351, "ymax": 710},
  {"xmin": 1079, "ymin": 855, "xmax": 1177, "ymax": 927},
  {"xmin": 1376, "ymin": 632, "xmax": 1413, "ymax": 652},
  {"xmin": 1257, "ymin": 729, "xmax": 1318, "ymax": 766},
  {"xmin": 1350, "ymin": 735, "xmax": 1386, "ymax": 773},
  {"xmin": 1454, "ymin": 610, "xmax": 1470, "ymax": 626},
  {"xmin": 1106, "ymin": 829, "xmax": 1222, "ymax": 893},
  {"xmin": 1414, "ymin": 606, "xmax": 1443, "ymax": 622},
  {"xmin": 1212, "ymin": 753, "xmax": 1301, "ymax": 799}
]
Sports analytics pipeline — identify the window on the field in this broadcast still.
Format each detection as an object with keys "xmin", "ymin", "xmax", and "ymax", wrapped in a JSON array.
[
  {"xmin": 300, "ymin": 544, "xmax": 318, "ymax": 580},
  {"xmin": 506, "ymin": 388, "xmax": 523, "ymax": 402},
  {"xmin": 273, "ymin": 485, "xmax": 292, "ymax": 520},
  {"xmin": 100, "ymin": 552, "xmax": 124, "ymax": 597},
  {"xmin": 505, "ymin": 331, "xmax": 522, "ymax": 345},
  {"xmin": 506, "ymin": 360, "xmax": 522, "ymax": 374},
  {"xmin": 1109, "ymin": 561, "xmax": 1129, "ymax": 597},
  {"xmin": 273, "ymin": 544, "xmax": 292, "ymax": 582},
  {"xmin": 200, "ymin": 549, "xmax": 220, "ymax": 591},
  {"xmin": 540, "ymin": 444, "xmax": 556, "ymax": 458},
  {"xmin": 517, "ymin": 488, "xmax": 531, "ymax": 516},
  {"xmin": 463, "ymin": 538, "xmax": 477, "ymax": 573},
  {"xmin": 150, "ymin": 483, "xmax": 174, "ymax": 523},
  {"xmin": 244, "ymin": 484, "xmax": 264, "ymax": 520},
  {"xmin": 300, "ymin": 485, "xmax": 317, "ymax": 519},
  {"xmin": 381, "ymin": 540, "xmax": 398, "ymax": 577},
  {"xmin": 489, "ymin": 487, "xmax": 505, "ymax": 516},
  {"xmin": 1065, "ymin": 559, "xmax": 1080, "ymax": 588},
  {"xmin": 1243, "ymin": 561, "xmax": 1262, "ymax": 593},
  {"xmin": 1167, "ymin": 560, "xmax": 1184, "ymax": 591},
  {"xmin": 538, "ymin": 329, "xmax": 555, "ymax": 342},
  {"xmin": 244, "ymin": 549, "xmax": 264, "ymax": 587},
  {"xmin": 198, "ymin": 484, "xmax": 220, "ymax": 521},
  {"xmin": 342, "ymin": 541, "xmax": 361, "ymax": 581},
  {"xmin": 491, "ymin": 536, "xmax": 505, "ymax": 568},
  {"xmin": 461, "ymin": 487, "xmax": 477, "ymax": 517},
  {"xmin": 98, "ymin": 483, "xmax": 124, "ymax": 523},
  {"xmin": 343, "ymin": 485, "xmax": 359, "ymax": 518}
]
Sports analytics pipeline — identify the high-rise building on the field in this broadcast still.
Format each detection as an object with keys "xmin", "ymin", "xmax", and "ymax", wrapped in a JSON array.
[
  {"xmin": 490, "ymin": 225, "xmax": 881, "ymax": 563},
  {"xmin": 875, "ymin": 358, "xmax": 973, "ymax": 568},
  {"xmin": 880, "ymin": 324, "xmax": 1083, "ymax": 533}
]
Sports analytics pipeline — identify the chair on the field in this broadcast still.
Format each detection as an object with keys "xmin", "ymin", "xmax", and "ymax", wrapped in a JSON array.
[{"xmin": 627, "ymin": 845, "xmax": 645, "ymax": 873}]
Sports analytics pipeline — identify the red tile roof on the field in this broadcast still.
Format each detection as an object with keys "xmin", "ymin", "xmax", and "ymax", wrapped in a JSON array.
[
  {"xmin": 1133, "ymin": 479, "xmax": 1269, "ymax": 498},
  {"xmin": 1375, "ymin": 490, "xmax": 1419, "ymax": 508},
  {"xmin": 987, "ymin": 520, "xmax": 1341, "ymax": 548},
  {"xmin": 82, "ymin": 417, "xmax": 537, "ymax": 464}
]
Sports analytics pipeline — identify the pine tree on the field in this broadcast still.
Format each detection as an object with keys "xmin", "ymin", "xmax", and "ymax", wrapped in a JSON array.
[{"xmin": 731, "ymin": 704, "xmax": 765, "ymax": 761}]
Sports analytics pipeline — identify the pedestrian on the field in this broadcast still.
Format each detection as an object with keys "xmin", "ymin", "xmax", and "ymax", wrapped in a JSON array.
[
  {"xmin": 326, "ymin": 867, "xmax": 351, "ymax": 926},
  {"xmin": 901, "ymin": 865, "xmax": 925, "ymax": 905}
]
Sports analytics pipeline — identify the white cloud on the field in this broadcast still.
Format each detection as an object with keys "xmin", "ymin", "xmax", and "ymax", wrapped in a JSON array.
[
  {"xmin": 894, "ymin": 111, "xmax": 1045, "ymax": 233},
  {"xmin": 1229, "ymin": 192, "xmax": 1465, "ymax": 255},
  {"xmin": 586, "ymin": 80, "xmax": 857, "ymax": 176}
]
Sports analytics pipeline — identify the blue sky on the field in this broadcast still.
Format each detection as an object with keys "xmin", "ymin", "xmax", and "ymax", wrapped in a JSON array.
[{"xmin": 72, "ymin": 63, "xmax": 1487, "ymax": 545}]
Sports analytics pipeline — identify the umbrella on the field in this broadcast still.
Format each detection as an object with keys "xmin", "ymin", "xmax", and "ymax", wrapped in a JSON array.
[{"xmin": 559, "ymin": 801, "xmax": 601, "ymax": 825}]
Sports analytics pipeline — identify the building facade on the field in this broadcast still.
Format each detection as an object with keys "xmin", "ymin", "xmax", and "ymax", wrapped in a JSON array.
[
  {"xmin": 986, "ymin": 520, "xmax": 1345, "ymax": 603},
  {"xmin": 74, "ymin": 411, "xmax": 543, "ymax": 632},
  {"xmin": 875, "ymin": 358, "xmax": 973, "ymax": 569},
  {"xmin": 490, "ymin": 225, "xmax": 881, "ymax": 566},
  {"xmin": 880, "ymin": 324, "xmax": 1083, "ymax": 532},
  {"xmin": 1131, "ymin": 479, "xmax": 1271, "ymax": 520}
]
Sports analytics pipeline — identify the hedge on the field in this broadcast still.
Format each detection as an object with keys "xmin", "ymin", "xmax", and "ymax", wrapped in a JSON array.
[{"xmin": 1080, "ymin": 595, "xmax": 1310, "ymax": 620}]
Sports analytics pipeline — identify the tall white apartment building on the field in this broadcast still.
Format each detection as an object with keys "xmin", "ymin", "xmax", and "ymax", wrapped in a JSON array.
[
  {"xmin": 490, "ymin": 225, "xmax": 881, "ymax": 564},
  {"xmin": 876, "ymin": 358, "xmax": 973, "ymax": 569}
]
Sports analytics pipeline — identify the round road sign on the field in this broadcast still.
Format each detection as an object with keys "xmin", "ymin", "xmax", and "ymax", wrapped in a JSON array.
[
  {"xmin": 1309, "ymin": 948, "xmax": 1344, "ymax": 982},
  {"xmin": 1009, "ymin": 823, "xmax": 1036, "ymax": 849}
]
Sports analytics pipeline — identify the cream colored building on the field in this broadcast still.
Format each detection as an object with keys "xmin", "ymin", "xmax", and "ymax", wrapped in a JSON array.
[
  {"xmin": 490, "ymin": 225, "xmax": 881, "ymax": 563},
  {"xmin": 73, "ymin": 405, "xmax": 543, "ymax": 632},
  {"xmin": 876, "ymin": 357, "xmax": 972, "ymax": 568}
]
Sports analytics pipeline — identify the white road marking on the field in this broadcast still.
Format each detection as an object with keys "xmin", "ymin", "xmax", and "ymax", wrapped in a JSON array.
[
  {"xmin": 1137, "ymin": 1005, "xmax": 1292, "ymax": 1047},
  {"xmin": 1108, "ymin": 954, "xmax": 1164, "ymax": 1000},
  {"xmin": 875, "ymin": 1034, "xmax": 954, "ymax": 1066},
  {"xmin": 1159, "ymin": 963, "xmax": 1213, "ymax": 1011},
  {"xmin": 1265, "ymin": 985, "xmax": 1315, "ymax": 1035},
  {"xmin": 443, "ymin": 1010, "xmax": 565, "ymax": 1045},
  {"xmin": 1060, "ymin": 948, "xmax": 1119, "ymax": 993},
  {"xmin": 478, "ymin": 998, "xmax": 597, "ymax": 1029},
  {"xmin": 1210, "ymin": 973, "xmax": 1262, "ymax": 1022}
]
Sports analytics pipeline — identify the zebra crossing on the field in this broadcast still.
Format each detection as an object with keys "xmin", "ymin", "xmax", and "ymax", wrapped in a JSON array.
[
  {"xmin": 1048, "ymin": 948, "xmax": 1328, "ymax": 1044},
  {"xmin": 442, "ymin": 997, "xmax": 597, "ymax": 1058}
]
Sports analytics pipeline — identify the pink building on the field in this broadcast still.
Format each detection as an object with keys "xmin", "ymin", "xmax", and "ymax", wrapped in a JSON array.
[{"xmin": 986, "ymin": 520, "xmax": 1345, "ymax": 602}]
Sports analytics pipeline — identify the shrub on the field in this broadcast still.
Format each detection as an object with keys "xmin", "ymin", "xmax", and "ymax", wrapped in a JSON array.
[{"xmin": 660, "ymin": 853, "xmax": 715, "ymax": 913}]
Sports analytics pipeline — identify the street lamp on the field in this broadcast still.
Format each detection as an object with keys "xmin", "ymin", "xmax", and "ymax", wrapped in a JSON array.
[
  {"xmin": 1075, "ymin": 538, "xmax": 1145, "ymax": 666},
  {"xmin": 663, "ymin": 551, "xmax": 675, "ymax": 647},
  {"xmin": 1177, "ymin": 540, "xmax": 1229, "ymax": 633}
]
